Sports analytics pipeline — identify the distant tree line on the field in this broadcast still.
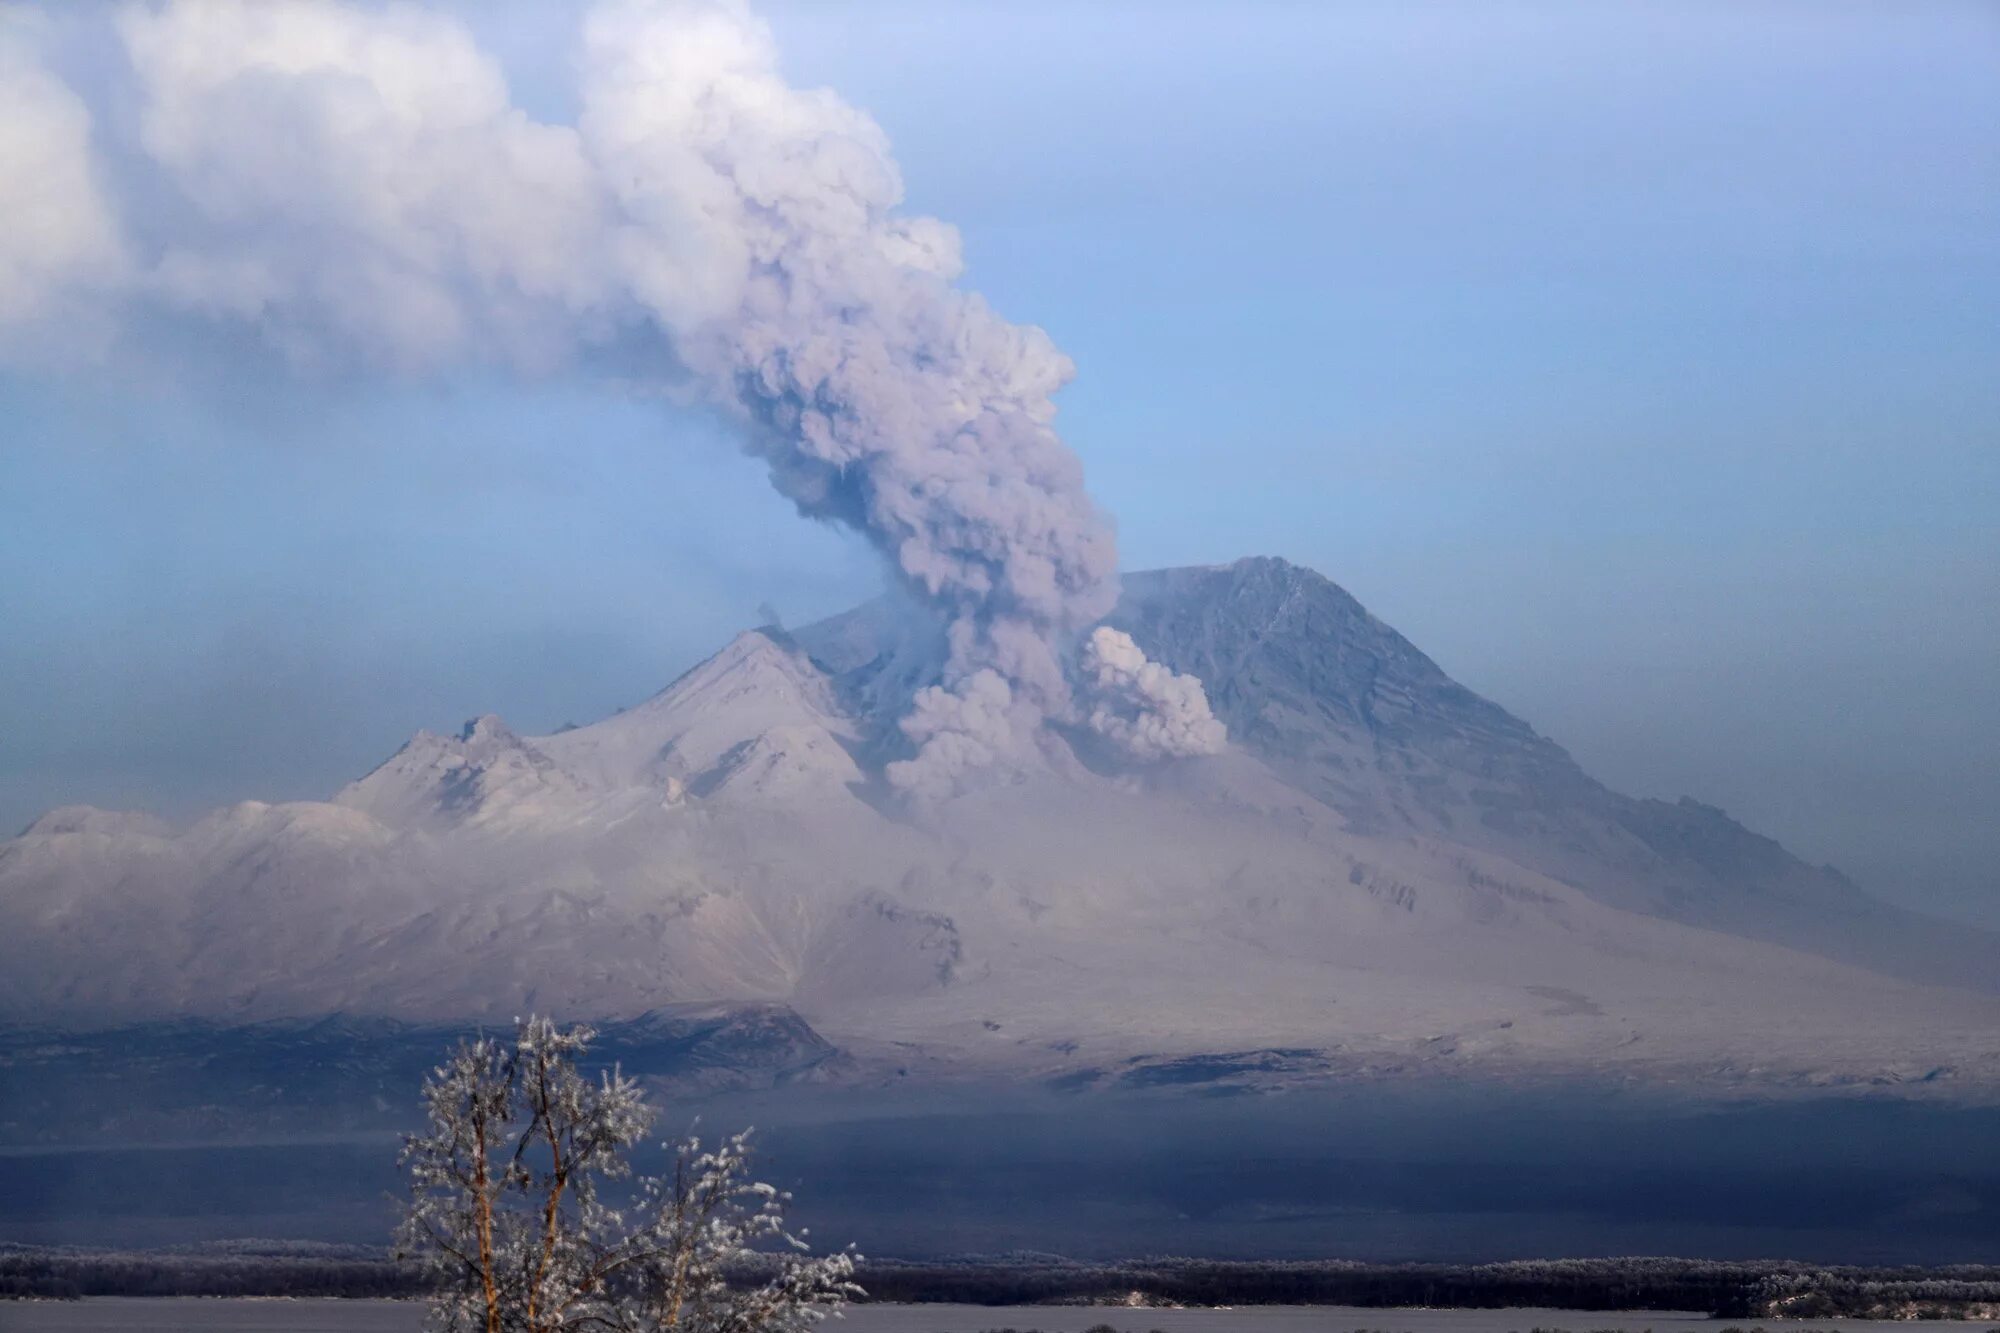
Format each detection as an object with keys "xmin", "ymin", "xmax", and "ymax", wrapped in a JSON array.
[
  {"xmin": 0, "ymin": 1242, "xmax": 424, "ymax": 1301},
  {"xmin": 1747, "ymin": 1269, "xmax": 2000, "ymax": 1320},
  {"xmin": 855, "ymin": 1256, "xmax": 2000, "ymax": 1318},
  {"xmin": 11, "ymin": 1248, "xmax": 2000, "ymax": 1317}
]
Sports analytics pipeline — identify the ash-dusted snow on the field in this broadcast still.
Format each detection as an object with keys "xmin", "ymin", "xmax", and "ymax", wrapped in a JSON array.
[{"xmin": 4, "ymin": 558, "xmax": 1997, "ymax": 1094}]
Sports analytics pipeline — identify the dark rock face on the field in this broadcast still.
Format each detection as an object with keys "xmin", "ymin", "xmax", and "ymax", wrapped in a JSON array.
[
  {"xmin": 0, "ymin": 1005, "xmax": 840, "ymax": 1146},
  {"xmin": 592, "ymin": 1003, "xmax": 845, "ymax": 1090}
]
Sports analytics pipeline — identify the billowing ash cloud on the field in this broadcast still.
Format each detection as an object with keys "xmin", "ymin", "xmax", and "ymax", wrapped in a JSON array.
[
  {"xmin": 1079, "ymin": 628, "xmax": 1228, "ymax": 762},
  {"xmin": 0, "ymin": 0, "xmax": 1222, "ymax": 790}
]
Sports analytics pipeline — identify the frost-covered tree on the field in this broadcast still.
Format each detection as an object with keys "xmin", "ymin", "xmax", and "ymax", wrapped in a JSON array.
[{"xmin": 397, "ymin": 1016, "xmax": 860, "ymax": 1333}]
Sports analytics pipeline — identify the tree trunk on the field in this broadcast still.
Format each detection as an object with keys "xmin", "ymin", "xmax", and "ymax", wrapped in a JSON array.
[{"xmin": 475, "ymin": 1115, "xmax": 500, "ymax": 1333}]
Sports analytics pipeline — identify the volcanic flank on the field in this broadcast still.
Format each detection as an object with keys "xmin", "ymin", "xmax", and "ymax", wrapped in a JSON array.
[{"xmin": 4, "ymin": 557, "xmax": 1997, "ymax": 1096}]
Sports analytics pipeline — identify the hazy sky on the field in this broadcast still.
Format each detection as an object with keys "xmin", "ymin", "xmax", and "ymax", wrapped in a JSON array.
[{"xmin": 2, "ymin": 1, "xmax": 1995, "ymax": 925}]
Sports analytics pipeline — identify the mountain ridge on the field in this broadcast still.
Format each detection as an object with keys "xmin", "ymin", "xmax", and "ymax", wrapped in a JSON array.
[{"xmin": 3, "ymin": 555, "xmax": 1995, "ymax": 1097}]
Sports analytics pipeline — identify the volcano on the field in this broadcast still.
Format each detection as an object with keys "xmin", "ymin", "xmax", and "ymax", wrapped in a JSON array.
[{"xmin": 4, "ymin": 557, "xmax": 1996, "ymax": 1100}]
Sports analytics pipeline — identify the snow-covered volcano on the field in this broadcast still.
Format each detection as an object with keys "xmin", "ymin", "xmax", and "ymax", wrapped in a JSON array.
[{"xmin": 4, "ymin": 557, "xmax": 1996, "ymax": 1094}]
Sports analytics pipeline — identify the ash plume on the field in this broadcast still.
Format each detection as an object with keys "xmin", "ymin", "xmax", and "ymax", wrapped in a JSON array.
[
  {"xmin": 1079, "ymin": 628, "xmax": 1228, "ymax": 762},
  {"xmin": 0, "ymin": 0, "xmax": 1223, "ymax": 790}
]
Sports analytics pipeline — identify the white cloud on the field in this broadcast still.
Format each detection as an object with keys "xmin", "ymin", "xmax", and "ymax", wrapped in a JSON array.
[
  {"xmin": 118, "ymin": 0, "xmax": 613, "ymax": 370},
  {"xmin": 0, "ymin": 10, "xmax": 124, "ymax": 344}
]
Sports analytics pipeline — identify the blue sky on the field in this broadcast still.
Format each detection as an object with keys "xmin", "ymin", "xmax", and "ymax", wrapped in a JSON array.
[{"xmin": 2, "ymin": 0, "xmax": 1996, "ymax": 923}]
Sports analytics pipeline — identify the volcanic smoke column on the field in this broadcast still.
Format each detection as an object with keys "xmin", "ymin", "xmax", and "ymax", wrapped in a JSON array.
[
  {"xmin": 0, "ymin": 0, "xmax": 1227, "ymax": 792},
  {"xmin": 580, "ymin": 0, "xmax": 1224, "ymax": 790}
]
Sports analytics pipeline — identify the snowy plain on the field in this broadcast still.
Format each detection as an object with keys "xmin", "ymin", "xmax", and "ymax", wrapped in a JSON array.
[{"xmin": 2, "ymin": 1303, "xmax": 1988, "ymax": 1333}]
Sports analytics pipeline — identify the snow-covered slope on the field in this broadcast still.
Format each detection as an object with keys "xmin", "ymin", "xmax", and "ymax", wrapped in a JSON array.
[
  {"xmin": 3, "ymin": 559, "xmax": 1996, "ymax": 1095},
  {"xmin": 532, "ymin": 629, "xmax": 867, "ymax": 802},
  {"xmin": 334, "ymin": 630, "xmax": 868, "ymax": 829},
  {"xmin": 1097, "ymin": 559, "xmax": 1998, "ymax": 995}
]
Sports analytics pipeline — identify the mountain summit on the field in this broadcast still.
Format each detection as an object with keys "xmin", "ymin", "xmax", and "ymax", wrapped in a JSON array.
[{"xmin": 4, "ymin": 557, "xmax": 1996, "ymax": 1094}]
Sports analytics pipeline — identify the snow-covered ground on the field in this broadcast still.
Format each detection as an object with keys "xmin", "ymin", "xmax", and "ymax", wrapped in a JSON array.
[{"xmin": 0, "ymin": 1301, "xmax": 1984, "ymax": 1333}]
